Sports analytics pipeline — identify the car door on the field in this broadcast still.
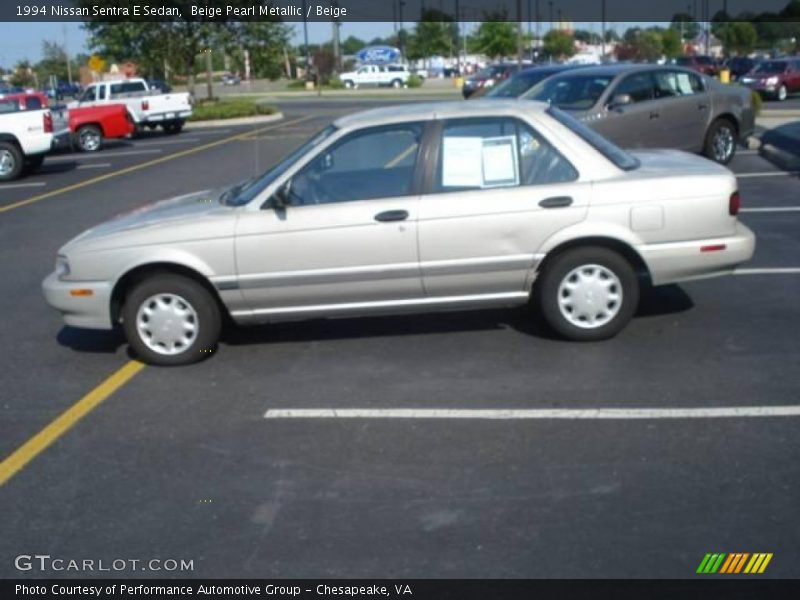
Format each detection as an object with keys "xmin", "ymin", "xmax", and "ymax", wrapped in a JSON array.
[
  {"xmin": 790, "ymin": 60, "xmax": 800, "ymax": 93},
  {"xmin": 651, "ymin": 69, "xmax": 710, "ymax": 151},
  {"xmin": 234, "ymin": 122, "xmax": 427, "ymax": 319},
  {"xmin": 592, "ymin": 71, "xmax": 660, "ymax": 149},
  {"xmin": 417, "ymin": 117, "xmax": 589, "ymax": 299}
]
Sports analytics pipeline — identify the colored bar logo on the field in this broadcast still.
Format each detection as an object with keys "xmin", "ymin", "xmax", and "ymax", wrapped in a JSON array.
[{"xmin": 696, "ymin": 553, "xmax": 773, "ymax": 574}]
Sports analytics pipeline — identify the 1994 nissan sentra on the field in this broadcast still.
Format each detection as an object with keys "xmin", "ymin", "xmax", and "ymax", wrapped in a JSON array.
[{"xmin": 42, "ymin": 101, "xmax": 755, "ymax": 366}]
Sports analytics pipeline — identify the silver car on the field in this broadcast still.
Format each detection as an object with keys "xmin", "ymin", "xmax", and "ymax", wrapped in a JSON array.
[
  {"xmin": 43, "ymin": 101, "xmax": 755, "ymax": 365},
  {"xmin": 522, "ymin": 64, "xmax": 755, "ymax": 164}
]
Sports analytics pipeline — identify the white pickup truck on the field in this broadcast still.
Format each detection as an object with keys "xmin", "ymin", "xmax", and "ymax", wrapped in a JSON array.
[
  {"xmin": 339, "ymin": 65, "xmax": 411, "ymax": 89},
  {"xmin": 0, "ymin": 103, "xmax": 53, "ymax": 182},
  {"xmin": 68, "ymin": 78, "xmax": 192, "ymax": 134}
]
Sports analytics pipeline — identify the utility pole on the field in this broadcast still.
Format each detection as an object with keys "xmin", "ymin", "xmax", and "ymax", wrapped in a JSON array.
[
  {"xmin": 601, "ymin": 0, "xmax": 606, "ymax": 60},
  {"xmin": 301, "ymin": 0, "xmax": 310, "ymax": 80},
  {"xmin": 398, "ymin": 0, "xmax": 405, "ymax": 58},
  {"xmin": 454, "ymin": 0, "xmax": 460, "ymax": 72},
  {"xmin": 63, "ymin": 24, "xmax": 72, "ymax": 85},
  {"xmin": 548, "ymin": 1, "xmax": 554, "ymax": 29},
  {"xmin": 516, "ymin": 0, "xmax": 523, "ymax": 67},
  {"xmin": 331, "ymin": 2, "xmax": 341, "ymax": 73},
  {"xmin": 535, "ymin": 0, "xmax": 541, "ymax": 60}
]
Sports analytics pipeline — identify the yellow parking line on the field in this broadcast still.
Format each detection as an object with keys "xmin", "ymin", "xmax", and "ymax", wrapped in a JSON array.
[
  {"xmin": 0, "ymin": 116, "xmax": 314, "ymax": 215},
  {"xmin": 0, "ymin": 360, "xmax": 146, "ymax": 487}
]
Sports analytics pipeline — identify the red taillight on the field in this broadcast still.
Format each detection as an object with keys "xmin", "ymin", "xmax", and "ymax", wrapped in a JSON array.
[
  {"xmin": 43, "ymin": 111, "xmax": 53, "ymax": 133},
  {"xmin": 701, "ymin": 244, "xmax": 727, "ymax": 253},
  {"xmin": 729, "ymin": 191, "xmax": 741, "ymax": 216},
  {"xmin": 142, "ymin": 100, "xmax": 149, "ymax": 111}
]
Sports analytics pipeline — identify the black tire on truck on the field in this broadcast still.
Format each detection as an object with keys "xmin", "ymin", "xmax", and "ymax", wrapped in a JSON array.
[
  {"xmin": 76, "ymin": 124, "xmax": 103, "ymax": 152},
  {"xmin": 163, "ymin": 120, "xmax": 184, "ymax": 135},
  {"xmin": 0, "ymin": 140, "xmax": 24, "ymax": 182}
]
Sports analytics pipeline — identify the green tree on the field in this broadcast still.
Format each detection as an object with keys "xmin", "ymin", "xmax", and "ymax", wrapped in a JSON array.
[
  {"xmin": 406, "ymin": 9, "xmax": 458, "ymax": 60},
  {"xmin": 719, "ymin": 21, "xmax": 758, "ymax": 56},
  {"xmin": 604, "ymin": 29, "xmax": 620, "ymax": 43},
  {"xmin": 341, "ymin": 36, "xmax": 365, "ymax": 55},
  {"xmin": 670, "ymin": 13, "xmax": 700, "ymax": 41},
  {"xmin": 473, "ymin": 13, "xmax": 516, "ymax": 58},
  {"xmin": 543, "ymin": 30, "xmax": 576, "ymax": 59},
  {"xmin": 10, "ymin": 60, "xmax": 36, "ymax": 87},
  {"xmin": 36, "ymin": 41, "xmax": 73, "ymax": 83},
  {"xmin": 661, "ymin": 28, "xmax": 683, "ymax": 58}
]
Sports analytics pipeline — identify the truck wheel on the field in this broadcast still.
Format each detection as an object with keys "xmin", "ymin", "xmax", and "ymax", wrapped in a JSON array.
[
  {"xmin": 24, "ymin": 155, "xmax": 45, "ymax": 174},
  {"xmin": 122, "ymin": 273, "xmax": 221, "ymax": 366},
  {"xmin": 343, "ymin": 80, "xmax": 354, "ymax": 89},
  {"xmin": 163, "ymin": 121, "xmax": 184, "ymax": 135},
  {"xmin": 537, "ymin": 247, "xmax": 639, "ymax": 342},
  {"xmin": 0, "ymin": 141, "xmax": 23, "ymax": 182},
  {"xmin": 76, "ymin": 125, "xmax": 103, "ymax": 152},
  {"xmin": 703, "ymin": 118, "xmax": 737, "ymax": 164},
  {"xmin": 777, "ymin": 85, "xmax": 788, "ymax": 102},
  {"xmin": 391, "ymin": 79, "xmax": 402, "ymax": 88}
]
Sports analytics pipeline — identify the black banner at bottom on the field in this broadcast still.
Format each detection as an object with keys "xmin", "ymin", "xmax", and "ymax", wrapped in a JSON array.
[{"xmin": 4, "ymin": 579, "xmax": 800, "ymax": 600}]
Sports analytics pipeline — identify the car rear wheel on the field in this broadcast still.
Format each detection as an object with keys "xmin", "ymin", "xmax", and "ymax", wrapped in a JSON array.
[
  {"xmin": 391, "ymin": 79, "xmax": 402, "ymax": 88},
  {"xmin": 777, "ymin": 85, "xmax": 788, "ymax": 101},
  {"xmin": 0, "ymin": 141, "xmax": 23, "ymax": 182},
  {"xmin": 537, "ymin": 247, "xmax": 639, "ymax": 341},
  {"xmin": 76, "ymin": 125, "xmax": 103, "ymax": 152},
  {"xmin": 343, "ymin": 80, "xmax": 354, "ymax": 89},
  {"xmin": 703, "ymin": 119, "xmax": 737, "ymax": 164},
  {"xmin": 163, "ymin": 120, "xmax": 184, "ymax": 135},
  {"xmin": 122, "ymin": 274, "xmax": 221, "ymax": 366}
]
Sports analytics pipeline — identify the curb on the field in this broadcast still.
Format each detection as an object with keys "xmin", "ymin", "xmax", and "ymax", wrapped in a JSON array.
[
  {"xmin": 759, "ymin": 143, "xmax": 800, "ymax": 171},
  {"xmin": 185, "ymin": 112, "xmax": 283, "ymax": 129},
  {"xmin": 761, "ymin": 109, "xmax": 800, "ymax": 119}
]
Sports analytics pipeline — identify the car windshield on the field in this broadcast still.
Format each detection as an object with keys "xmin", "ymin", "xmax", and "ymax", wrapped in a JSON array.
[
  {"xmin": 526, "ymin": 74, "xmax": 612, "ymax": 110},
  {"xmin": 220, "ymin": 125, "xmax": 338, "ymax": 206},
  {"xmin": 754, "ymin": 61, "xmax": 787, "ymax": 74},
  {"xmin": 486, "ymin": 70, "xmax": 559, "ymax": 98},
  {"xmin": 547, "ymin": 106, "xmax": 640, "ymax": 171}
]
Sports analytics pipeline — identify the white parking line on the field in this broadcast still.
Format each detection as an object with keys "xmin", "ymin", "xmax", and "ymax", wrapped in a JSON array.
[
  {"xmin": 735, "ymin": 267, "xmax": 800, "ymax": 275},
  {"xmin": 47, "ymin": 149, "xmax": 163, "ymax": 162},
  {"xmin": 736, "ymin": 171, "xmax": 799, "ymax": 178},
  {"xmin": 189, "ymin": 129, "xmax": 232, "ymax": 135},
  {"xmin": 76, "ymin": 163, "xmax": 112, "ymax": 170},
  {"xmin": 741, "ymin": 207, "xmax": 800, "ymax": 213},
  {"xmin": 134, "ymin": 137, "xmax": 201, "ymax": 146},
  {"xmin": 264, "ymin": 406, "xmax": 800, "ymax": 420},
  {"xmin": 0, "ymin": 181, "xmax": 46, "ymax": 190}
]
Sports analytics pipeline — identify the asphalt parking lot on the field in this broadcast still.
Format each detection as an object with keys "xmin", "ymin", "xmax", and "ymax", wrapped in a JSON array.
[{"xmin": 1, "ymin": 100, "xmax": 798, "ymax": 579}]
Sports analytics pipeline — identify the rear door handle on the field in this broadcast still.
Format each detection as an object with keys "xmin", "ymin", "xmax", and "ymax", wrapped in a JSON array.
[
  {"xmin": 539, "ymin": 196, "xmax": 573, "ymax": 209},
  {"xmin": 374, "ymin": 210, "xmax": 409, "ymax": 222}
]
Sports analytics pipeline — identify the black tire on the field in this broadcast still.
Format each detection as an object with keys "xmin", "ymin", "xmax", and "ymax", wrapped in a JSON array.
[
  {"xmin": 537, "ymin": 247, "xmax": 639, "ymax": 342},
  {"xmin": 391, "ymin": 78, "xmax": 402, "ymax": 88},
  {"xmin": 343, "ymin": 80, "xmax": 354, "ymax": 89},
  {"xmin": 702, "ymin": 118, "xmax": 737, "ymax": 164},
  {"xmin": 0, "ymin": 141, "xmax": 24, "ymax": 182},
  {"xmin": 163, "ymin": 120, "xmax": 184, "ymax": 135},
  {"xmin": 122, "ymin": 274, "xmax": 221, "ymax": 366},
  {"xmin": 76, "ymin": 124, "xmax": 103, "ymax": 152},
  {"xmin": 24, "ymin": 154, "xmax": 45, "ymax": 174}
]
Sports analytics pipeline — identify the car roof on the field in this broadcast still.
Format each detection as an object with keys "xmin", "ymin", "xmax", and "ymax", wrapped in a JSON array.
[
  {"xmin": 540, "ymin": 63, "xmax": 703, "ymax": 79},
  {"xmin": 333, "ymin": 100, "xmax": 549, "ymax": 129}
]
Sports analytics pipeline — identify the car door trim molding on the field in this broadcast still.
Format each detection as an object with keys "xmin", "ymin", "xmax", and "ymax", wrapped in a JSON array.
[
  {"xmin": 230, "ymin": 291, "xmax": 531, "ymax": 318},
  {"xmin": 213, "ymin": 254, "xmax": 542, "ymax": 291}
]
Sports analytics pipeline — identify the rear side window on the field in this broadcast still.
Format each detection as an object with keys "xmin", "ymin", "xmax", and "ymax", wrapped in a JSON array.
[
  {"xmin": 434, "ymin": 117, "xmax": 578, "ymax": 193},
  {"xmin": 654, "ymin": 70, "xmax": 702, "ymax": 97},
  {"xmin": 0, "ymin": 100, "xmax": 19, "ymax": 113},
  {"xmin": 614, "ymin": 72, "xmax": 657, "ymax": 103},
  {"xmin": 110, "ymin": 81, "xmax": 147, "ymax": 98}
]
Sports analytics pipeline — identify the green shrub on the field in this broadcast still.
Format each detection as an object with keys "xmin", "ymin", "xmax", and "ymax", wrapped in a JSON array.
[
  {"xmin": 189, "ymin": 100, "xmax": 277, "ymax": 121},
  {"xmin": 328, "ymin": 76, "xmax": 345, "ymax": 90},
  {"xmin": 286, "ymin": 79, "xmax": 306, "ymax": 89},
  {"xmin": 406, "ymin": 74, "xmax": 424, "ymax": 88}
]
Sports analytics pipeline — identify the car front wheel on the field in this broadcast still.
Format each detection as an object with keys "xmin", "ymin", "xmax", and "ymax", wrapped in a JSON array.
[
  {"xmin": 537, "ymin": 247, "xmax": 639, "ymax": 341},
  {"xmin": 0, "ymin": 141, "xmax": 23, "ymax": 182},
  {"xmin": 122, "ymin": 274, "xmax": 221, "ymax": 366},
  {"xmin": 777, "ymin": 85, "xmax": 788, "ymax": 101},
  {"xmin": 76, "ymin": 125, "xmax": 103, "ymax": 152},
  {"xmin": 703, "ymin": 119, "xmax": 737, "ymax": 164}
]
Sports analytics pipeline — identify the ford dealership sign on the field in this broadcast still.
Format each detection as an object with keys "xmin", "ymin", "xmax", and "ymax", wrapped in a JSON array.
[{"xmin": 356, "ymin": 45, "xmax": 401, "ymax": 64}]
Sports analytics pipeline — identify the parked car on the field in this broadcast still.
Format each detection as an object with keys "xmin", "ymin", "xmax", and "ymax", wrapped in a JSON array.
[
  {"xmin": 726, "ymin": 56, "xmax": 758, "ymax": 81},
  {"xmin": 42, "ymin": 100, "xmax": 755, "ymax": 365},
  {"xmin": 0, "ymin": 83, "xmax": 24, "ymax": 97},
  {"xmin": 522, "ymin": 64, "xmax": 755, "ymax": 164},
  {"xmin": 739, "ymin": 58, "xmax": 800, "ymax": 101},
  {"xmin": 44, "ymin": 81, "xmax": 81, "ymax": 101},
  {"xmin": 339, "ymin": 64, "xmax": 411, "ymax": 89},
  {"xmin": 676, "ymin": 55, "xmax": 719, "ymax": 77},
  {"xmin": 69, "ymin": 78, "xmax": 192, "ymax": 134},
  {"xmin": 63, "ymin": 104, "xmax": 136, "ymax": 152},
  {"xmin": 462, "ymin": 63, "xmax": 521, "ymax": 98},
  {"xmin": 0, "ymin": 101, "xmax": 53, "ymax": 181},
  {"xmin": 221, "ymin": 73, "xmax": 241, "ymax": 86},
  {"xmin": 147, "ymin": 79, "xmax": 172, "ymax": 93},
  {"xmin": 483, "ymin": 64, "xmax": 582, "ymax": 99}
]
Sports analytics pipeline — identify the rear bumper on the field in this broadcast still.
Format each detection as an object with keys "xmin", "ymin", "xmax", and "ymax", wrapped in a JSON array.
[
  {"xmin": 143, "ymin": 110, "xmax": 192, "ymax": 123},
  {"xmin": 638, "ymin": 222, "xmax": 756, "ymax": 285},
  {"xmin": 42, "ymin": 272, "xmax": 114, "ymax": 330}
]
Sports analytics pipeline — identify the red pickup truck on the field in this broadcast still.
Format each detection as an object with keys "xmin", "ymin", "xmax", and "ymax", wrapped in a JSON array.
[{"xmin": 68, "ymin": 104, "xmax": 135, "ymax": 152}]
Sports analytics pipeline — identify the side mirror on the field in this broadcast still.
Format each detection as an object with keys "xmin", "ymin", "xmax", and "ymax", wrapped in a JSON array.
[
  {"xmin": 609, "ymin": 93, "xmax": 633, "ymax": 109},
  {"xmin": 271, "ymin": 180, "xmax": 291, "ymax": 209}
]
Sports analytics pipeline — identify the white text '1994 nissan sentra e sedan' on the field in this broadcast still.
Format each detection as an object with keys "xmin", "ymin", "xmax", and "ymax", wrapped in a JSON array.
[{"xmin": 43, "ymin": 101, "xmax": 755, "ymax": 365}]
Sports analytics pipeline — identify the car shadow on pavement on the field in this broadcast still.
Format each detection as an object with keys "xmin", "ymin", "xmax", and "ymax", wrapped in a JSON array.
[
  {"xmin": 57, "ymin": 326, "xmax": 126, "ymax": 354},
  {"xmin": 37, "ymin": 161, "xmax": 78, "ymax": 175},
  {"xmin": 635, "ymin": 283, "xmax": 694, "ymax": 318}
]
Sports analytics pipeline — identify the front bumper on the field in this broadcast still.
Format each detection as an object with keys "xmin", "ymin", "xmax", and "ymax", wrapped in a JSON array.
[
  {"xmin": 42, "ymin": 272, "xmax": 114, "ymax": 330},
  {"xmin": 638, "ymin": 222, "xmax": 756, "ymax": 286}
]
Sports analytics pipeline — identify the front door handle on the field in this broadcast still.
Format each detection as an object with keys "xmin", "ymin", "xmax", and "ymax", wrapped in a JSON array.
[
  {"xmin": 649, "ymin": 110, "xmax": 660, "ymax": 119},
  {"xmin": 539, "ymin": 196, "xmax": 573, "ymax": 209},
  {"xmin": 374, "ymin": 210, "xmax": 409, "ymax": 222},
  {"xmin": 698, "ymin": 103, "xmax": 709, "ymax": 110}
]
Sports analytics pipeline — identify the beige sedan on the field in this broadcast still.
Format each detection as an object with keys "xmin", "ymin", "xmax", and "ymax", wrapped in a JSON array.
[{"xmin": 43, "ymin": 101, "xmax": 755, "ymax": 365}]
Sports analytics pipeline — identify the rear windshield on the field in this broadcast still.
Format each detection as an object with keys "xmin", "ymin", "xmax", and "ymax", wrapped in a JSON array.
[
  {"xmin": 487, "ymin": 70, "xmax": 560, "ymax": 98},
  {"xmin": 754, "ymin": 61, "xmax": 788, "ymax": 73},
  {"xmin": 547, "ymin": 106, "xmax": 640, "ymax": 171}
]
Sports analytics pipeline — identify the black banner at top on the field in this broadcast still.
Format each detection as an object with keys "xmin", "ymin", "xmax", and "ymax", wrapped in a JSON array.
[{"xmin": 1, "ymin": 0, "xmax": 800, "ymax": 22}]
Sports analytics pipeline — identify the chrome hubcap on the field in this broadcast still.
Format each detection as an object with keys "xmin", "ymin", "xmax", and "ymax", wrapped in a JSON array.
[
  {"xmin": 80, "ymin": 130, "xmax": 101, "ymax": 151},
  {"xmin": 779, "ymin": 86, "xmax": 787, "ymax": 100},
  {"xmin": 713, "ymin": 126, "xmax": 735, "ymax": 162},
  {"xmin": 136, "ymin": 293, "xmax": 198, "ymax": 356},
  {"xmin": 0, "ymin": 149, "xmax": 15, "ymax": 176},
  {"xmin": 557, "ymin": 264, "xmax": 623, "ymax": 329}
]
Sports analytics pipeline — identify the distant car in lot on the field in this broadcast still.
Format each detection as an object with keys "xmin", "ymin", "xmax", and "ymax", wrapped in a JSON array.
[
  {"xmin": 0, "ymin": 91, "xmax": 49, "ymax": 112},
  {"xmin": 220, "ymin": 73, "xmax": 241, "ymax": 86},
  {"xmin": 522, "ymin": 64, "xmax": 755, "ymax": 164},
  {"xmin": 147, "ymin": 79, "xmax": 172, "ymax": 93},
  {"xmin": 462, "ymin": 63, "xmax": 521, "ymax": 98},
  {"xmin": 676, "ymin": 55, "xmax": 719, "ymax": 77},
  {"xmin": 65, "ymin": 104, "xmax": 136, "ymax": 152},
  {"xmin": 44, "ymin": 81, "xmax": 81, "ymax": 100},
  {"xmin": 725, "ymin": 56, "xmax": 759, "ymax": 81},
  {"xmin": 739, "ymin": 58, "xmax": 800, "ymax": 101},
  {"xmin": 483, "ymin": 64, "xmax": 582, "ymax": 99},
  {"xmin": 0, "ymin": 98, "xmax": 53, "ymax": 180},
  {"xmin": 43, "ymin": 100, "xmax": 755, "ymax": 365}
]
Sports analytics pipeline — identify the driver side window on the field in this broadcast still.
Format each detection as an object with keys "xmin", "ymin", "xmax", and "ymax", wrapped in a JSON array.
[{"xmin": 287, "ymin": 123, "xmax": 423, "ymax": 206}]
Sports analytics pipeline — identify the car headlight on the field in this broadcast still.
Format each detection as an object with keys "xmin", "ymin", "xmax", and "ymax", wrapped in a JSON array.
[
  {"xmin": 484, "ymin": 78, "xmax": 495, "ymax": 87},
  {"xmin": 766, "ymin": 76, "xmax": 779, "ymax": 85},
  {"xmin": 55, "ymin": 254, "xmax": 70, "ymax": 279}
]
